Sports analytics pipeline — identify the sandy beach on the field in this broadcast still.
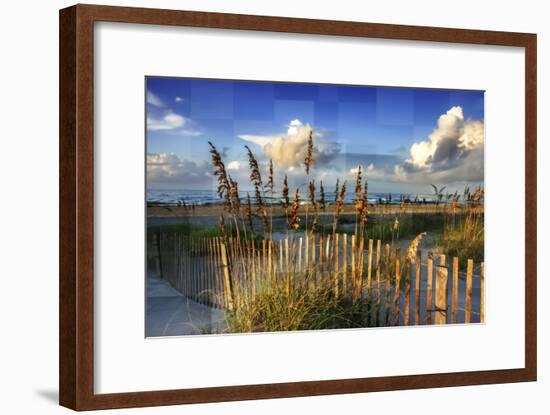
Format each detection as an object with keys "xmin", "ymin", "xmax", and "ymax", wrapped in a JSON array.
[{"xmin": 148, "ymin": 202, "xmax": 477, "ymax": 219}]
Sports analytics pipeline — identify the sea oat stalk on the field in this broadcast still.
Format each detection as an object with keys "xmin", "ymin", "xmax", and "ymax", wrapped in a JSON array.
[
  {"xmin": 331, "ymin": 180, "xmax": 346, "ymax": 235},
  {"xmin": 308, "ymin": 180, "xmax": 318, "ymax": 233},
  {"xmin": 289, "ymin": 188, "xmax": 301, "ymax": 230},
  {"xmin": 245, "ymin": 145, "xmax": 270, "ymax": 236},
  {"xmin": 319, "ymin": 180, "xmax": 326, "ymax": 211},
  {"xmin": 209, "ymin": 142, "xmax": 231, "ymax": 209}
]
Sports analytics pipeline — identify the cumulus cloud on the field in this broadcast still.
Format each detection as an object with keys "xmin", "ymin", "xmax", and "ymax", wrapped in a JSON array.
[
  {"xmin": 175, "ymin": 96, "xmax": 183, "ymax": 102},
  {"xmin": 146, "ymin": 91, "xmax": 165, "ymax": 107},
  {"xmin": 239, "ymin": 119, "xmax": 341, "ymax": 169},
  {"xmin": 404, "ymin": 106, "xmax": 483, "ymax": 171},
  {"xmin": 396, "ymin": 106, "xmax": 484, "ymax": 183}
]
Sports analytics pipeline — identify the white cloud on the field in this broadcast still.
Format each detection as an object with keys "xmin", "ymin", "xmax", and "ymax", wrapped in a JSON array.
[
  {"xmin": 349, "ymin": 164, "xmax": 373, "ymax": 175},
  {"xmin": 238, "ymin": 134, "xmax": 274, "ymax": 147},
  {"xmin": 146, "ymin": 90, "xmax": 165, "ymax": 107},
  {"xmin": 175, "ymin": 96, "xmax": 183, "ymax": 102},
  {"xmin": 393, "ymin": 106, "xmax": 484, "ymax": 184},
  {"xmin": 147, "ymin": 112, "xmax": 186, "ymax": 131},
  {"xmin": 147, "ymin": 153, "xmax": 212, "ymax": 188},
  {"xmin": 287, "ymin": 119, "xmax": 303, "ymax": 135},
  {"xmin": 405, "ymin": 106, "xmax": 484, "ymax": 171},
  {"xmin": 227, "ymin": 161, "xmax": 241, "ymax": 170},
  {"xmin": 238, "ymin": 120, "xmax": 341, "ymax": 169}
]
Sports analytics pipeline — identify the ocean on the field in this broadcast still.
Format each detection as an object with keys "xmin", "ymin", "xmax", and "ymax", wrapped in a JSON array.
[{"xmin": 147, "ymin": 189, "xmax": 442, "ymax": 206}]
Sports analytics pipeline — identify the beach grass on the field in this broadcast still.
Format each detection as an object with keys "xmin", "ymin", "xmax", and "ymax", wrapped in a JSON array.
[
  {"xmin": 226, "ymin": 282, "xmax": 374, "ymax": 333},
  {"xmin": 435, "ymin": 207, "xmax": 484, "ymax": 265}
]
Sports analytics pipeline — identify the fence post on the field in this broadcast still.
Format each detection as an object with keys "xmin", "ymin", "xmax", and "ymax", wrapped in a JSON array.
[
  {"xmin": 367, "ymin": 239, "xmax": 373, "ymax": 298},
  {"xmin": 333, "ymin": 233, "xmax": 339, "ymax": 302},
  {"xmin": 384, "ymin": 243, "xmax": 391, "ymax": 326},
  {"xmin": 156, "ymin": 231, "xmax": 163, "ymax": 279},
  {"xmin": 325, "ymin": 235, "xmax": 332, "ymax": 289},
  {"xmin": 304, "ymin": 234, "xmax": 309, "ymax": 278},
  {"xmin": 268, "ymin": 240, "xmax": 273, "ymax": 286},
  {"xmin": 357, "ymin": 237, "xmax": 365, "ymax": 299},
  {"xmin": 250, "ymin": 239, "xmax": 256, "ymax": 301},
  {"xmin": 342, "ymin": 234, "xmax": 348, "ymax": 298},
  {"xmin": 403, "ymin": 259, "xmax": 411, "ymax": 326},
  {"xmin": 465, "ymin": 259, "xmax": 474, "ymax": 323},
  {"xmin": 298, "ymin": 237, "xmax": 303, "ymax": 283},
  {"xmin": 434, "ymin": 264, "xmax": 449, "ymax": 325},
  {"xmin": 393, "ymin": 248, "xmax": 402, "ymax": 325},
  {"xmin": 375, "ymin": 240, "xmax": 382, "ymax": 326},
  {"xmin": 220, "ymin": 241, "xmax": 234, "ymax": 311},
  {"xmin": 426, "ymin": 252, "xmax": 434, "ymax": 325},
  {"xmin": 351, "ymin": 235, "xmax": 356, "ymax": 300},
  {"xmin": 311, "ymin": 234, "xmax": 316, "ymax": 287},
  {"xmin": 285, "ymin": 238, "xmax": 290, "ymax": 296},
  {"xmin": 319, "ymin": 234, "xmax": 324, "ymax": 287},
  {"xmin": 217, "ymin": 237, "xmax": 227, "ymax": 309},
  {"xmin": 451, "ymin": 257, "xmax": 459, "ymax": 324},
  {"xmin": 208, "ymin": 238, "xmax": 218, "ymax": 308},
  {"xmin": 414, "ymin": 250, "xmax": 422, "ymax": 325}
]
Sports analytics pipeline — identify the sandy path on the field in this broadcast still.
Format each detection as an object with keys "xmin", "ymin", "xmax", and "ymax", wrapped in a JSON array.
[{"xmin": 146, "ymin": 275, "xmax": 226, "ymax": 337}]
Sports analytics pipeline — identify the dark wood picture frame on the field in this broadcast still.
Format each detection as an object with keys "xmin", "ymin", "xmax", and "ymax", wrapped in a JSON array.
[{"xmin": 59, "ymin": 4, "xmax": 537, "ymax": 411}]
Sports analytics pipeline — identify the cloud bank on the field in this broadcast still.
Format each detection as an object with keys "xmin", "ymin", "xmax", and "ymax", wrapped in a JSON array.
[
  {"xmin": 395, "ymin": 106, "xmax": 484, "ymax": 184},
  {"xmin": 147, "ymin": 153, "xmax": 211, "ymax": 188}
]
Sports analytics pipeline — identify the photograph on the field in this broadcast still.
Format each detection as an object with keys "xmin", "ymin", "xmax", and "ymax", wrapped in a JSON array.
[{"xmin": 145, "ymin": 77, "xmax": 485, "ymax": 337}]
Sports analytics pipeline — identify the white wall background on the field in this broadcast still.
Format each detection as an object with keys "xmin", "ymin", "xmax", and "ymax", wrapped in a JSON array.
[{"xmin": 0, "ymin": 0, "xmax": 546, "ymax": 413}]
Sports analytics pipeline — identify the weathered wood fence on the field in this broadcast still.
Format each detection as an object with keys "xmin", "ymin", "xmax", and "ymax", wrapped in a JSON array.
[{"xmin": 147, "ymin": 231, "xmax": 485, "ymax": 326}]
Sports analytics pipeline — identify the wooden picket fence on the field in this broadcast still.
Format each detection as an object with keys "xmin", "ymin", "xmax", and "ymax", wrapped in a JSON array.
[{"xmin": 148, "ymin": 231, "xmax": 485, "ymax": 326}]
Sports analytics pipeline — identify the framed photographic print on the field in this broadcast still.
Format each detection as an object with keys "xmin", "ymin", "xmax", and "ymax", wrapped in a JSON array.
[{"xmin": 59, "ymin": 4, "xmax": 537, "ymax": 410}]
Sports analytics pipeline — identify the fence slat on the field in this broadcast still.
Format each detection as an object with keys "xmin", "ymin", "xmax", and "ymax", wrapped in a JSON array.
[
  {"xmin": 350, "ymin": 235, "xmax": 356, "ymax": 300},
  {"xmin": 393, "ymin": 248, "xmax": 402, "ymax": 326},
  {"xmin": 310, "ymin": 234, "xmax": 316, "ymax": 288},
  {"xmin": 333, "ymin": 234, "xmax": 339, "ymax": 301},
  {"xmin": 250, "ymin": 239, "xmax": 256, "ymax": 301},
  {"xmin": 357, "ymin": 237, "xmax": 365, "ymax": 299},
  {"xmin": 298, "ymin": 237, "xmax": 303, "ymax": 280},
  {"xmin": 268, "ymin": 240, "xmax": 274, "ymax": 286},
  {"xmin": 414, "ymin": 250, "xmax": 422, "ymax": 325},
  {"xmin": 426, "ymin": 252, "xmax": 434, "ymax": 325},
  {"xmin": 319, "ymin": 234, "xmax": 324, "ymax": 286},
  {"xmin": 404, "ymin": 260, "xmax": 411, "ymax": 326},
  {"xmin": 375, "ymin": 240, "xmax": 382, "ymax": 326},
  {"xmin": 434, "ymin": 264, "xmax": 449, "ymax": 325},
  {"xmin": 279, "ymin": 239, "xmax": 284, "ymax": 284},
  {"xmin": 465, "ymin": 259, "xmax": 474, "ymax": 323},
  {"xmin": 342, "ymin": 234, "xmax": 348, "ymax": 298},
  {"xmin": 220, "ymin": 241, "xmax": 234, "ymax": 311},
  {"xmin": 384, "ymin": 244, "xmax": 391, "ymax": 326},
  {"xmin": 451, "ymin": 257, "xmax": 459, "ymax": 324},
  {"xmin": 285, "ymin": 238, "xmax": 290, "ymax": 295},
  {"xmin": 480, "ymin": 262, "xmax": 485, "ymax": 323},
  {"xmin": 367, "ymin": 239, "xmax": 373, "ymax": 297},
  {"xmin": 325, "ymin": 235, "xmax": 332, "ymax": 288}
]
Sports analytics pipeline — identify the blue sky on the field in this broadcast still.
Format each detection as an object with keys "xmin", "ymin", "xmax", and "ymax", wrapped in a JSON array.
[{"xmin": 146, "ymin": 77, "xmax": 484, "ymax": 195}]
